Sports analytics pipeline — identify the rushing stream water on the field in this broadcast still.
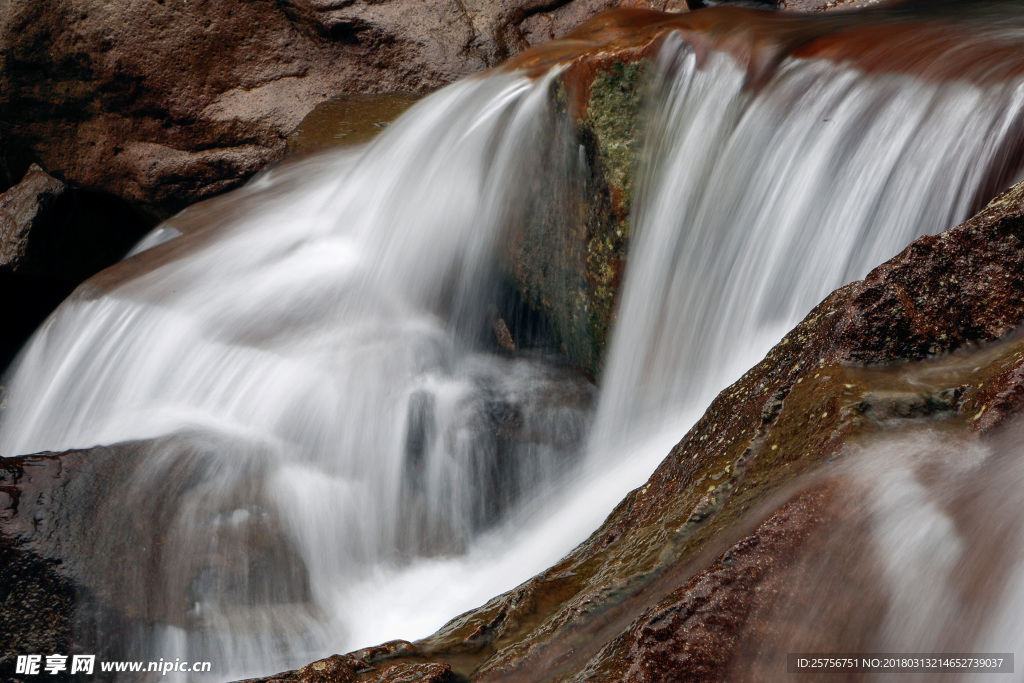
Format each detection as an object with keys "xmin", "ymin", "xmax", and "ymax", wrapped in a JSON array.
[{"xmin": 3, "ymin": 2, "xmax": 1024, "ymax": 680}]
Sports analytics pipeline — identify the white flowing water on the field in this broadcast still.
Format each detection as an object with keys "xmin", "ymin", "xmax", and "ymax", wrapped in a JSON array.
[
  {"xmin": 2, "ymin": 22, "xmax": 1024, "ymax": 683},
  {"xmin": 0, "ymin": 71, "xmax": 601, "ymax": 678},
  {"xmin": 593, "ymin": 39, "xmax": 1024, "ymax": 449}
]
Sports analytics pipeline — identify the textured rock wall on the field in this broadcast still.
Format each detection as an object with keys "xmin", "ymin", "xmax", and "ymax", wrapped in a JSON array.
[{"xmin": 0, "ymin": 447, "xmax": 131, "ymax": 673}]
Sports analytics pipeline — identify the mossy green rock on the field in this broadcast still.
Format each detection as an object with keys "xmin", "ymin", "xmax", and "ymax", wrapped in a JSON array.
[{"xmin": 502, "ymin": 55, "xmax": 652, "ymax": 378}]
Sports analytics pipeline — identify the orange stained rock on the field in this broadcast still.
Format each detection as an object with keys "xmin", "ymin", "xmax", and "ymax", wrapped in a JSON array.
[{"xmin": 501, "ymin": 3, "xmax": 1024, "ymax": 92}]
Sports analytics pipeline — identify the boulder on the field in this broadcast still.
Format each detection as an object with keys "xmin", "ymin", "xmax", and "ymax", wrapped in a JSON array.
[
  {"xmin": 0, "ymin": 447, "xmax": 128, "ymax": 672},
  {"xmin": 239, "ymin": 176, "xmax": 1024, "ymax": 680},
  {"xmin": 0, "ymin": 0, "xmax": 671, "ymax": 215},
  {"xmin": 0, "ymin": 436, "xmax": 315, "ymax": 670},
  {"xmin": 501, "ymin": 10, "xmax": 678, "ymax": 378}
]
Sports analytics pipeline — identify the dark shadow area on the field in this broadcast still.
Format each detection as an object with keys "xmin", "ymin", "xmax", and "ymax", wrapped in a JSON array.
[
  {"xmin": 1, "ymin": 186, "xmax": 156, "ymax": 374},
  {"xmin": 0, "ymin": 273, "xmax": 78, "ymax": 373}
]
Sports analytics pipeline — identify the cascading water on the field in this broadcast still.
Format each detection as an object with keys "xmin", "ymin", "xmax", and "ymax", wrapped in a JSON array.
[
  {"xmin": 594, "ymin": 38, "xmax": 1024, "ymax": 448},
  {"xmin": 3, "ymin": 3, "xmax": 1024, "ymax": 681},
  {"xmin": 0, "ymin": 72, "xmax": 599, "ymax": 678}
]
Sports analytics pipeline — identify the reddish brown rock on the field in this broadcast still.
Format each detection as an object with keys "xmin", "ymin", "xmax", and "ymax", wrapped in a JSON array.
[
  {"xmin": 0, "ymin": 447, "xmax": 130, "ymax": 673},
  {"xmin": 0, "ymin": 165, "xmax": 65, "ymax": 272},
  {"xmin": 234, "ymin": 649, "xmax": 456, "ymax": 683},
  {"xmin": 565, "ymin": 484, "xmax": 846, "ymax": 683},
  {"xmin": 778, "ymin": 0, "xmax": 884, "ymax": 11},
  {"xmin": 0, "ymin": 0, "xmax": 665, "ymax": 215},
  {"xmin": 518, "ymin": 0, "xmax": 689, "ymax": 46},
  {"xmin": 506, "ymin": 2, "xmax": 1024, "ymax": 86}
]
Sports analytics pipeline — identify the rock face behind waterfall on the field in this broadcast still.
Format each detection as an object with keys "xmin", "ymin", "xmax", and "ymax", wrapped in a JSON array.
[
  {"xmin": 237, "ymin": 179, "xmax": 1024, "ymax": 680},
  {"xmin": 0, "ymin": 0, "xmax": 674, "ymax": 216},
  {"xmin": 502, "ymin": 51, "xmax": 651, "ymax": 379}
]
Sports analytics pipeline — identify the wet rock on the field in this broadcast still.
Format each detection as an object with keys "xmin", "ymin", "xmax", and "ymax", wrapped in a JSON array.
[
  {"xmin": 0, "ymin": 0, "xmax": 660, "ymax": 215},
  {"xmin": 0, "ymin": 435, "xmax": 315, "ymax": 669},
  {"xmin": 467, "ymin": 180, "xmax": 1024, "ymax": 677},
  {"xmin": 567, "ymin": 483, "xmax": 842, "ymax": 682},
  {"xmin": 502, "ymin": 17, "xmax": 661, "ymax": 377},
  {"xmin": 519, "ymin": 0, "xmax": 690, "ymax": 46},
  {"xmin": 235, "ymin": 650, "xmax": 455, "ymax": 683},
  {"xmin": 778, "ymin": 0, "xmax": 885, "ymax": 11},
  {"xmin": 286, "ymin": 93, "xmax": 423, "ymax": 156},
  {"xmin": 346, "ymin": 640, "xmax": 422, "ymax": 665},
  {"xmin": 252, "ymin": 178, "xmax": 1024, "ymax": 681},
  {"xmin": 0, "ymin": 531, "xmax": 77, "ymax": 677}
]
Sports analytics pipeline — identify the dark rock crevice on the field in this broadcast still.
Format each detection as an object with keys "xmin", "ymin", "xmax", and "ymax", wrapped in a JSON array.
[{"xmin": 0, "ymin": 164, "xmax": 155, "ymax": 372}]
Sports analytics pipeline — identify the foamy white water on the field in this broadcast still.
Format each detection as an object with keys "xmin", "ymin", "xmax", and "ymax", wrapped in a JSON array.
[{"xmin": 1, "ymin": 21, "xmax": 1024, "ymax": 682}]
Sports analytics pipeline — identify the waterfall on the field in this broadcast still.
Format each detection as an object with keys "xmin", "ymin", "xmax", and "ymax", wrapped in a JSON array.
[
  {"xmin": 0, "ymin": 71, "xmax": 598, "ymax": 677},
  {"xmin": 594, "ymin": 38, "xmax": 1024, "ymax": 450},
  {"xmin": 3, "ymin": 5, "xmax": 1024, "ymax": 681}
]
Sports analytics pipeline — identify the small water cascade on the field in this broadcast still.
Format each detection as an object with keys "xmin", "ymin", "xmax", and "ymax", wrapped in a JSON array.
[
  {"xmin": 3, "ymin": 3, "xmax": 1024, "ymax": 680},
  {"xmin": 0, "ymin": 71, "xmax": 598, "ymax": 677},
  {"xmin": 594, "ymin": 38, "xmax": 1024, "ymax": 448}
]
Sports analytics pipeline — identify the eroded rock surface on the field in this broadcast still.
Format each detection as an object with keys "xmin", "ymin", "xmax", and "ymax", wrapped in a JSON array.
[
  {"xmin": 0, "ymin": 447, "xmax": 130, "ymax": 673},
  {"xmin": 778, "ymin": 0, "xmax": 883, "ymax": 11},
  {"xmin": 0, "ymin": 436, "xmax": 315, "ymax": 671}
]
